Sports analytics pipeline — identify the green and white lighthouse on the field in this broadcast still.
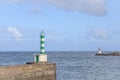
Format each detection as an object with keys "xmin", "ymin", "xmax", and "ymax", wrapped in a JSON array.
[
  {"xmin": 34, "ymin": 31, "xmax": 47, "ymax": 63},
  {"xmin": 40, "ymin": 31, "xmax": 45, "ymax": 54}
]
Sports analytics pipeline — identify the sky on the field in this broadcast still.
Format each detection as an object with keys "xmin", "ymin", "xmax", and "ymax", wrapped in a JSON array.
[{"xmin": 0, "ymin": 0, "xmax": 120, "ymax": 51}]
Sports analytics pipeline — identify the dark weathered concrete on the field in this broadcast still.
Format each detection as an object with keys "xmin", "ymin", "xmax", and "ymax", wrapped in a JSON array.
[{"xmin": 0, "ymin": 62, "xmax": 56, "ymax": 80}]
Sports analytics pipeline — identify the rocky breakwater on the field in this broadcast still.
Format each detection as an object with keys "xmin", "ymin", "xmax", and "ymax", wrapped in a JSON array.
[
  {"xmin": 96, "ymin": 52, "xmax": 120, "ymax": 56},
  {"xmin": 0, "ymin": 62, "xmax": 56, "ymax": 80}
]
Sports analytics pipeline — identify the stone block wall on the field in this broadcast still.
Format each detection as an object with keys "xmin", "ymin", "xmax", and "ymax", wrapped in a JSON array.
[{"xmin": 0, "ymin": 62, "xmax": 56, "ymax": 80}]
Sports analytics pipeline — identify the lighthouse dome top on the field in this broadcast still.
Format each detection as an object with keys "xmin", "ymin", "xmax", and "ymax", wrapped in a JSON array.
[{"xmin": 41, "ymin": 31, "xmax": 45, "ymax": 35}]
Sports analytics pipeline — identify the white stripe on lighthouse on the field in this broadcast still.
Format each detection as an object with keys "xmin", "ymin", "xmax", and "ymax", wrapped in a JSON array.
[
  {"xmin": 41, "ymin": 50, "xmax": 45, "ymax": 52},
  {"xmin": 41, "ymin": 38, "xmax": 45, "ymax": 41},
  {"xmin": 41, "ymin": 44, "xmax": 45, "ymax": 47}
]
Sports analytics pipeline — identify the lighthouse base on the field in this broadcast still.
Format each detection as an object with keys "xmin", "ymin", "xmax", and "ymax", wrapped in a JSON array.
[{"xmin": 34, "ymin": 54, "xmax": 47, "ymax": 62}]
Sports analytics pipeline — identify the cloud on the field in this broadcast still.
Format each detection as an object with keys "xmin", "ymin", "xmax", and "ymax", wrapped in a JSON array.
[
  {"xmin": 48, "ymin": 0, "xmax": 107, "ymax": 16},
  {"xmin": 46, "ymin": 32, "xmax": 65, "ymax": 42},
  {"xmin": 10, "ymin": 0, "xmax": 20, "ymax": 3},
  {"xmin": 29, "ymin": 7, "xmax": 41, "ymax": 14},
  {"xmin": 7, "ymin": 26, "xmax": 23, "ymax": 40},
  {"xmin": 86, "ymin": 28, "xmax": 109, "ymax": 40},
  {"xmin": 1, "ymin": 0, "xmax": 44, "ymax": 4},
  {"xmin": 1, "ymin": 0, "xmax": 107, "ymax": 16},
  {"xmin": 0, "ymin": 0, "xmax": 21, "ymax": 3}
]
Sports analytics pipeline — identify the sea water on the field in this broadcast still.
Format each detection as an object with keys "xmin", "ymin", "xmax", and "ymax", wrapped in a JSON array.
[{"xmin": 0, "ymin": 51, "xmax": 120, "ymax": 80}]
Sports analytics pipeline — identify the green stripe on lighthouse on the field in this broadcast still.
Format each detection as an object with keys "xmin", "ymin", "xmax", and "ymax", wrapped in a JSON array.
[
  {"xmin": 41, "ymin": 41, "xmax": 45, "ymax": 44},
  {"xmin": 40, "ymin": 31, "xmax": 45, "ymax": 54}
]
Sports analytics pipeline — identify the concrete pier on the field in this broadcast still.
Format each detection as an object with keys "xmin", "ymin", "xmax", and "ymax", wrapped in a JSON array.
[{"xmin": 0, "ymin": 62, "xmax": 56, "ymax": 80}]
